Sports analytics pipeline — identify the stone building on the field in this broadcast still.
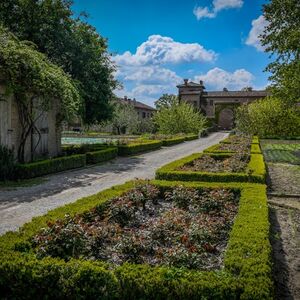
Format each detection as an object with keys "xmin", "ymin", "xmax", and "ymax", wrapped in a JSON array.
[
  {"xmin": 177, "ymin": 79, "xmax": 268, "ymax": 129},
  {"xmin": 119, "ymin": 97, "xmax": 156, "ymax": 118},
  {"xmin": 0, "ymin": 83, "xmax": 61, "ymax": 162}
]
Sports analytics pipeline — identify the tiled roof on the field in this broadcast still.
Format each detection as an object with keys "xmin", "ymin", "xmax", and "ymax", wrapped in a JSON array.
[
  {"xmin": 203, "ymin": 90, "xmax": 268, "ymax": 98},
  {"xmin": 118, "ymin": 98, "xmax": 156, "ymax": 111}
]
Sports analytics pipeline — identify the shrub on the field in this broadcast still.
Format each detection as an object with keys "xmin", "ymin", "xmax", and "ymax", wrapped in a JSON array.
[
  {"xmin": 86, "ymin": 147, "xmax": 118, "ymax": 164},
  {"xmin": 156, "ymin": 152, "xmax": 266, "ymax": 183},
  {"xmin": 14, "ymin": 154, "xmax": 86, "ymax": 179},
  {"xmin": 118, "ymin": 140, "xmax": 162, "ymax": 155},
  {"xmin": 185, "ymin": 134, "xmax": 199, "ymax": 141},
  {"xmin": 0, "ymin": 145, "xmax": 15, "ymax": 180},
  {"xmin": 235, "ymin": 97, "xmax": 300, "ymax": 138},
  {"xmin": 161, "ymin": 137, "xmax": 185, "ymax": 146},
  {"xmin": 0, "ymin": 180, "xmax": 272, "ymax": 299}
]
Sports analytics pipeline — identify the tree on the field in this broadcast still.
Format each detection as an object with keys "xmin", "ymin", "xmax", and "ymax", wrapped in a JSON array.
[
  {"xmin": 0, "ymin": 26, "xmax": 80, "ymax": 162},
  {"xmin": 154, "ymin": 101, "xmax": 207, "ymax": 134},
  {"xmin": 154, "ymin": 94, "xmax": 178, "ymax": 110},
  {"xmin": 261, "ymin": 0, "xmax": 300, "ymax": 103},
  {"xmin": 235, "ymin": 97, "xmax": 300, "ymax": 138},
  {"xmin": 0, "ymin": 0, "xmax": 117, "ymax": 124},
  {"xmin": 110, "ymin": 101, "xmax": 139, "ymax": 135}
]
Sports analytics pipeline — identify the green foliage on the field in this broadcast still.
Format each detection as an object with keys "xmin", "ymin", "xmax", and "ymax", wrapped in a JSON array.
[
  {"xmin": 154, "ymin": 101, "xmax": 207, "ymax": 134},
  {"xmin": 0, "ymin": 145, "xmax": 16, "ymax": 180},
  {"xmin": 235, "ymin": 97, "xmax": 300, "ymax": 138},
  {"xmin": 0, "ymin": 180, "xmax": 272, "ymax": 299},
  {"xmin": 86, "ymin": 147, "xmax": 118, "ymax": 164},
  {"xmin": 109, "ymin": 101, "xmax": 139, "ymax": 134},
  {"xmin": 184, "ymin": 134, "xmax": 199, "ymax": 141},
  {"xmin": 154, "ymin": 94, "xmax": 179, "ymax": 110},
  {"xmin": 15, "ymin": 154, "xmax": 86, "ymax": 179},
  {"xmin": 0, "ymin": 0, "xmax": 117, "ymax": 124},
  {"xmin": 161, "ymin": 137, "xmax": 185, "ymax": 146},
  {"xmin": 0, "ymin": 25, "xmax": 80, "ymax": 120},
  {"xmin": 261, "ymin": 0, "xmax": 300, "ymax": 103},
  {"xmin": 156, "ymin": 152, "xmax": 266, "ymax": 183},
  {"xmin": 117, "ymin": 140, "xmax": 162, "ymax": 156}
]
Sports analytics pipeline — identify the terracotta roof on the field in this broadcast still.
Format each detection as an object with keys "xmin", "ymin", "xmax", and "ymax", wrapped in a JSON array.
[
  {"xmin": 203, "ymin": 90, "xmax": 268, "ymax": 98},
  {"xmin": 117, "ymin": 98, "xmax": 156, "ymax": 111}
]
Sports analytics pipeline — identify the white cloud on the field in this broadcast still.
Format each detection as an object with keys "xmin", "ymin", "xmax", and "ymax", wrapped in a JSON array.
[
  {"xmin": 193, "ymin": 0, "xmax": 243, "ymax": 20},
  {"xmin": 195, "ymin": 67, "xmax": 254, "ymax": 90},
  {"xmin": 114, "ymin": 35, "xmax": 216, "ymax": 66},
  {"xmin": 246, "ymin": 15, "xmax": 268, "ymax": 51}
]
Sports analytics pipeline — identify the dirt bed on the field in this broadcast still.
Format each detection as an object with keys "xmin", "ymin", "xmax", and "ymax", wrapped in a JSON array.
[
  {"xmin": 267, "ymin": 163, "xmax": 300, "ymax": 195},
  {"xmin": 269, "ymin": 206, "xmax": 300, "ymax": 300}
]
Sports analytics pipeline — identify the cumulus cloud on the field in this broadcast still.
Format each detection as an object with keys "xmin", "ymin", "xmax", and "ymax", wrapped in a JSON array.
[
  {"xmin": 193, "ymin": 0, "xmax": 243, "ymax": 20},
  {"xmin": 195, "ymin": 67, "xmax": 254, "ymax": 90},
  {"xmin": 114, "ymin": 35, "xmax": 216, "ymax": 65},
  {"xmin": 246, "ymin": 15, "xmax": 268, "ymax": 51}
]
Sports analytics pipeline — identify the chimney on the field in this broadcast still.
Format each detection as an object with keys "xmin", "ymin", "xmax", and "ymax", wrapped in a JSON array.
[
  {"xmin": 223, "ymin": 87, "xmax": 228, "ymax": 92},
  {"xmin": 184, "ymin": 78, "xmax": 188, "ymax": 86},
  {"xmin": 124, "ymin": 96, "xmax": 128, "ymax": 101},
  {"xmin": 199, "ymin": 80, "xmax": 204, "ymax": 86}
]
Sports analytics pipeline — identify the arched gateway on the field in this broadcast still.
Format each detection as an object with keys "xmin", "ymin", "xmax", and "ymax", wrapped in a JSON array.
[{"xmin": 218, "ymin": 108, "xmax": 234, "ymax": 130}]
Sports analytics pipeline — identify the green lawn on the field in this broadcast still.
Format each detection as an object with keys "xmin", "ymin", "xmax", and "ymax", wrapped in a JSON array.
[{"xmin": 261, "ymin": 142, "xmax": 300, "ymax": 164}]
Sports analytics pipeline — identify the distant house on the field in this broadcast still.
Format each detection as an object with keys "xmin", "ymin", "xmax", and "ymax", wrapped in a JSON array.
[
  {"xmin": 0, "ymin": 83, "xmax": 61, "ymax": 162},
  {"xmin": 177, "ymin": 79, "xmax": 268, "ymax": 130},
  {"xmin": 118, "ymin": 96, "xmax": 156, "ymax": 118}
]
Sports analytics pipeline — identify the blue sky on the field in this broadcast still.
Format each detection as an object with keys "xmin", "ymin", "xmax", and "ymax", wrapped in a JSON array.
[{"xmin": 73, "ymin": 0, "xmax": 270, "ymax": 106}]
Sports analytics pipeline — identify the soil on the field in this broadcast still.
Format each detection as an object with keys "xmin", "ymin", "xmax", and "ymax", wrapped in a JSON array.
[
  {"xmin": 269, "ymin": 206, "xmax": 300, "ymax": 300},
  {"xmin": 267, "ymin": 163, "xmax": 300, "ymax": 195},
  {"xmin": 267, "ymin": 160, "xmax": 300, "ymax": 300}
]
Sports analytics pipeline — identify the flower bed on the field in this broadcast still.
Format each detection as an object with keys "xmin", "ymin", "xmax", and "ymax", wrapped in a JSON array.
[
  {"xmin": 0, "ymin": 180, "xmax": 272, "ymax": 299},
  {"xmin": 32, "ymin": 183, "xmax": 238, "ymax": 270},
  {"xmin": 156, "ymin": 152, "xmax": 266, "ymax": 183}
]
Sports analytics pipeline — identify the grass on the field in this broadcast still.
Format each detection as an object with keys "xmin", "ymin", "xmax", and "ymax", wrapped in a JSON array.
[{"xmin": 261, "ymin": 142, "xmax": 300, "ymax": 164}]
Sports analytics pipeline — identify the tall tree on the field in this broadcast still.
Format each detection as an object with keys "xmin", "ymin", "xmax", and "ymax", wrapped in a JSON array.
[
  {"xmin": 261, "ymin": 0, "xmax": 300, "ymax": 103},
  {"xmin": 0, "ymin": 0, "xmax": 117, "ymax": 123},
  {"xmin": 154, "ymin": 94, "xmax": 178, "ymax": 110}
]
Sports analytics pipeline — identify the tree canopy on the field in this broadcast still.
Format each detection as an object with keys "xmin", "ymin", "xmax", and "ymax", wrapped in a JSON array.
[
  {"xmin": 154, "ymin": 94, "xmax": 179, "ymax": 110},
  {"xmin": 154, "ymin": 100, "xmax": 207, "ymax": 134},
  {"xmin": 0, "ymin": 25, "xmax": 80, "ymax": 161},
  {"xmin": 261, "ymin": 0, "xmax": 300, "ymax": 103},
  {"xmin": 0, "ymin": 0, "xmax": 117, "ymax": 124}
]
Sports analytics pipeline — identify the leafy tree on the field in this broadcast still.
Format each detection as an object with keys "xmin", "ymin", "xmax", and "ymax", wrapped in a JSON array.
[
  {"xmin": 154, "ymin": 94, "xmax": 178, "ymax": 110},
  {"xmin": 0, "ymin": 0, "xmax": 117, "ymax": 124},
  {"xmin": 261, "ymin": 0, "xmax": 300, "ymax": 103},
  {"xmin": 154, "ymin": 101, "xmax": 207, "ymax": 134},
  {"xmin": 235, "ymin": 97, "xmax": 300, "ymax": 137},
  {"xmin": 109, "ymin": 101, "xmax": 139, "ymax": 135},
  {"xmin": 0, "ymin": 26, "xmax": 80, "ymax": 162}
]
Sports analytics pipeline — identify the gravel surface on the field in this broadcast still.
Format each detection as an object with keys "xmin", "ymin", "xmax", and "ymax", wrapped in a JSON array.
[{"xmin": 0, "ymin": 132, "xmax": 228, "ymax": 235}]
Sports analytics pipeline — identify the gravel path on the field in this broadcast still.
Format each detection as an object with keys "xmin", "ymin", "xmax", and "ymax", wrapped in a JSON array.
[{"xmin": 0, "ymin": 132, "xmax": 228, "ymax": 234}]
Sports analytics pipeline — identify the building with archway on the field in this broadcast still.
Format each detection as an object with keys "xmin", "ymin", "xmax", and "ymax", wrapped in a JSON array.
[{"xmin": 177, "ymin": 79, "xmax": 268, "ymax": 130}]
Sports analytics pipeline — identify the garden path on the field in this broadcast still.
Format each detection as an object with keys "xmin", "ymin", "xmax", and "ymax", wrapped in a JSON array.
[{"xmin": 0, "ymin": 132, "xmax": 228, "ymax": 234}]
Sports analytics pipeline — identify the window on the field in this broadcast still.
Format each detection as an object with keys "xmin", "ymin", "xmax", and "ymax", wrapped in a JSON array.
[
  {"xmin": 210, "ymin": 100, "xmax": 214, "ymax": 106},
  {"xmin": 142, "ymin": 112, "xmax": 146, "ymax": 118}
]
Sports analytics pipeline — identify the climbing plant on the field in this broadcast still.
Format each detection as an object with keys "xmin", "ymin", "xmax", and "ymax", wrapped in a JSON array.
[{"xmin": 0, "ymin": 26, "xmax": 81, "ymax": 162}]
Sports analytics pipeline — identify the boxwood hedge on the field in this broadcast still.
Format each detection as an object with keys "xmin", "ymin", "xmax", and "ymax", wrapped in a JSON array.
[
  {"xmin": 161, "ymin": 137, "xmax": 185, "ymax": 146},
  {"xmin": 0, "ymin": 180, "xmax": 272, "ymax": 299},
  {"xmin": 14, "ymin": 154, "xmax": 86, "ymax": 179},
  {"xmin": 86, "ymin": 147, "xmax": 118, "ymax": 164},
  {"xmin": 184, "ymin": 134, "xmax": 199, "ymax": 141},
  {"xmin": 117, "ymin": 140, "xmax": 162, "ymax": 156},
  {"xmin": 155, "ymin": 152, "xmax": 266, "ymax": 183}
]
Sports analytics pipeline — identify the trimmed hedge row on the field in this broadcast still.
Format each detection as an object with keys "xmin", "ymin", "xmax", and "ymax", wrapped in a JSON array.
[
  {"xmin": 0, "ymin": 180, "xmax": 272, "ymax": 299},
  {"xmin": 117, "ymin": 140, "xmax": 162, "ymax": 156},
  {"xmin": 14, "ymin": 154, "xmax": 86, "ymax": 179},
  {"xmin": 155, "ymin": 152, "xmax": 266, "ymax": 183},
  {"xmin": 161, "ymin": 137, "xmax": 185, "ymax": 146},
  {"xmin": 184, "ymin": 134, "xmax": 199, "ymax": 141},
  {"xmin": 86, "ymin": 147, "xmax": 118, "ymax": 164}
]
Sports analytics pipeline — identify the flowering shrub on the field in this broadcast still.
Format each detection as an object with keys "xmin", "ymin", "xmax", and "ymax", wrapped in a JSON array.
[{"xmin": 32, "ymin": 184, "xmax": 238, "ymax": 270}]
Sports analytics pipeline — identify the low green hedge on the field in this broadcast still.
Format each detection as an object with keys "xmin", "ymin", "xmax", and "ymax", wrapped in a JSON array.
[
  {"xmin": 62, "ymin": 143, "xmax": 109, "ymax": 155},
  {"xmin": 117, "ymin": 140, "xmax": 162, "ymax": 156},
  {"xmin": 161, "ymin": 137, "xmax": 185, "ymax": 146},
  {"xmin": 86, "ymin": 147, "xmax": 118, "ymax": 164},
  {"xmin": 0, "ymin": 180, "xmax": 272, "ymax": 299},
  {"xmin": 184, "ymin": 134, "xmax": 199, "ymax": 141},
  {"xmin": 14, "ymin": 154, "xmax": 86, "ymax": 179},
  {"xmin": 156, "ymin": 152, "xmax": 266, "ymax": 183}
]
